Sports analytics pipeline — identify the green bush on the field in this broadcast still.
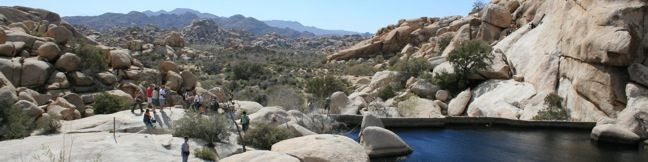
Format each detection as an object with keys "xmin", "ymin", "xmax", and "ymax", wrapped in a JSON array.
[
  {"xmin": 230, "ymin": 61, "xmax": 269, "ymax": 80},
  {"xmin": 93, "ymin": 93, "xmax": 130, "ymax": 114},
  {"xmin": 241, "ymin": 124, "xmax": 297, "ymax": 150},
  {"xmin": 431, "ymin": 71, "xmax": 463, "ymax": 94},
  {"xmin": 73, "ymin": 44, "xmax": 108, "ymax": 74},
  {"xmin": 173, "ymin": 112, "xmax": 230, "ymax": 145},
  {"xmin": 345, "ymin": 63, "xmax": 376, "ymax": 76},
  {"xmin": 36, "ymin": 115, "xmax": 61, "ymax": 135},
  {"xmin": 534, "ymin": 93, "xmax": 569, "ymax": 120},
  {"xmin": 377, "ymin": 84, "xmax": 397, "ymax": 100},
  {"xmin": 193, "ymin": 147, "xmax": 216, "ymax": 161},
  {"xmin": 0, "ymin": 101, "xmax": 35, "ymax": 140},
  {"xmin": 304, "ymin": 76, "xmax": 350, "ymax": 99},
  {"xmin": 391, "ymin": 57, "xmax": 431, "ymax": 87},
  {"xmin": 437, "ymin": 34, "xmax": 453, "ymax": 54},
  {"xmin": 433, "ymin": 40, "xmax": 493, "ymax": 92}
]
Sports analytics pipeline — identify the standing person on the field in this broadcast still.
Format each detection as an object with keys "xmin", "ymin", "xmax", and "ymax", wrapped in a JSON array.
[
  {"xmin": 324, "ymin": 97, "xmax": 331, "ymax": 115},
  {"xmin": 131, "ymin": 92, "xmax": 144, "ymax": 113},
  {"xmin": 152, "ymin": 87, "xmax": 160, "ymax": 112},
  {"xmin": 210, "ymin": 97, "xmax": 219, "ymax": 114},
  {"xmin": 192, "ymin": 93, "xmax": 202, "ymax": 112},
  {"xmin": 143, "ymin": 109, "xmax": 153, "ymax": 128},
  {"xmin": 145, "ymin": 85, "xmax": 153, "ymax": 108},
  {"xmin": 181, "ymin": 137, "xmax": 190, "ymax": 162},
  {"xmin": 183, "ymin": 91, "xmax": 192, "ymax": 110},
  {"xmin": 159, "ymin": 86, "xmax": 167, "ymax": 109},
  {"xmin": 240, "ymin": 111, "xmax": 250, "ymax": 132}
]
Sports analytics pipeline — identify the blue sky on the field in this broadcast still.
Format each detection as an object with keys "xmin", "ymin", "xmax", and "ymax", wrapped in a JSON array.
[{"xmin": 2, "ymin": 0, "xmax": 474, "ymax": 33}]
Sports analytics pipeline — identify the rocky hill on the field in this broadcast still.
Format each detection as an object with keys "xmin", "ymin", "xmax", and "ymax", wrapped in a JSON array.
[
  {"xmin": 326, "ymin": 0, "xmax": 648, "ymax": 144},
  {"xmin": 264, "ymin": 20, "xmax": 368, "ymax": 36},
  {"xmin": 63, "ymin": 10, "xmax": 315, "ymax": 38}
]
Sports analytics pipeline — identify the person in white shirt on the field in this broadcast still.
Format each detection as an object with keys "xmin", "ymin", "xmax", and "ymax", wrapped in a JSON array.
[
  {"xmin": 159, "ymin": 86, "xmax": 167, "ymax": 108},
  {"xmin": 181, "ymin": 137, "xmax": 190, "ymax": 162},
  {"xmin": 192, "ymin": 94, "xmax": 202, "ymax": 112}
]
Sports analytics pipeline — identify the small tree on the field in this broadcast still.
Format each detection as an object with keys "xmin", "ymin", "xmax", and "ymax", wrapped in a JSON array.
[
  {"xmin": 93, "ymin": 93, "xmax": 130, "ymax": 114},
  {"xmin": 73, "ymin": 44, "xmax": 108, "ymax": 74},
  {"xmin": 434, "ymin": 40, "xmax": 493, "ymax": 92},
  {"xmin": 304, "ymin": 76, "xmax": 350, "ymax": 99},
  {"xmin": 172, "ymin": 112, "xmax": 230, "ymax": 146},
  {"xmin": 472, "ymin": 0, "xmax": 487, "ymax": 13},
  {"xmin": 534, "ymin": 93, "xmax": 569, "ymax": 120},
  {"xmin": 437, "ymin": 35, "xmax": 453, "ymax": 54},
  {"xmin": 241, "ymin": 124, "xmax": 297, "ymax": 150},
  {"xmin": 390, "ymin": 57, "xmax": 431, "ymax": 87},
  {"xmin": 0, "ymin": 101, "xmax": 35, "ymax": 140}
]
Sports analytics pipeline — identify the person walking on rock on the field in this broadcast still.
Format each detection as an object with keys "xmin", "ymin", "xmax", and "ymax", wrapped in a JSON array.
[
  {"xmin": 210, "ymin": 97, "xmax": 219, "ymax": 114},
  {"xmin": 192, "ymin": 93, "xmax": 202, "ymax": 112},
  {"xmin": 181, "ymin": 137, "xmax": 190, "ymax": 162},
  {"xmin": 152, "ymin": 87, "xmax": 160, "ymax": 112},
  {"xmin": 146, "ymin": 85, "xmax": 153, "ymax": 108},
  {"xmin": 240, "ymin": 111, "xmax": 250, "ymax": 132}
]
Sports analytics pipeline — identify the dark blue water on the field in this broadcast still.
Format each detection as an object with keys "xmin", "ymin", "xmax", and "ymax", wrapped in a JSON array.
[{"xmin": 346, "ymin": 126, "xmax": 648, "ymax": 162}]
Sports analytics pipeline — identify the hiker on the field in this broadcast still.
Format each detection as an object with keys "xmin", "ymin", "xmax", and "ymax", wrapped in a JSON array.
[
  {"xmin": 183, "ymin": 91, "xmax": 192, "ymax": 110},
  {"xmin": 159, "ymin": 86, "xmax": 167, "ymax": 109},
  {"xmin": 192, "ymin": 93, "xmax": 202, "ymax": 112},
  {"xmin": 131, "ymin": 92, "xmax": 144, "ymax": 113},
  {"xmin": 152, "ymin": 87, "xmax": 160, "ymax": 112},
  {"xmin": 324, "ymin": 97, "xmax": 331, "ymax": 115},
  {"xmin": 146, "ymin": 85, "xmax": 153, "ymax": 108},
  {"xmin": 240, "ymin": 111, "xmax": 250, "ymax": 132},
  {"xmin": 143, "ymin": 109, "xmax": 153, "ymax": 128},
  {"xmin": 210, "ymin": 97, "xmax": 219, "ymax": 113},
  {"xmin": 181, "ymin": 137, "xmax": 190, "ymax": 162}
]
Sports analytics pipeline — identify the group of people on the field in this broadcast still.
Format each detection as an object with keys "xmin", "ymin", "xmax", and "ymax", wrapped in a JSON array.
[{"xmin": 182, "ymin": 91, "xmax": 221, "ymax": 113}]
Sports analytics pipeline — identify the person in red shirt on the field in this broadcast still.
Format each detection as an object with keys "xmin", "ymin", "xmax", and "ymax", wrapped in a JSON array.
[{"xmin": 145, "ymin": 85, "xmax": 153, "ymax": 108}]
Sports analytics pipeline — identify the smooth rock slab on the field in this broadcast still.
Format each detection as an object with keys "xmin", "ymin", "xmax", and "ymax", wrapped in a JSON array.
[
  {"xmin": 221, "ymin": 150, "xmax": 300, "ymax": 162},
  {"xmin": 271, "ymin": 134, "xmax": 369, "ymax": 162},
  {"xmin": 591, "ymin": 124, "xmax": 640, "ymax": 144}
]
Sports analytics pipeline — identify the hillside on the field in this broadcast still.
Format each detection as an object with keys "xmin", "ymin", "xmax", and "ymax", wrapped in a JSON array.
[{"xmin": 264, "ymin": 20, "xmax": 367, "ymax": 36}]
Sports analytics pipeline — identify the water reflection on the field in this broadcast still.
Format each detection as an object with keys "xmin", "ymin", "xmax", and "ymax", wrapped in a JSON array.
[{"xmin": 346, "ymin": 125, "xmax": 648, "ymax": 162}]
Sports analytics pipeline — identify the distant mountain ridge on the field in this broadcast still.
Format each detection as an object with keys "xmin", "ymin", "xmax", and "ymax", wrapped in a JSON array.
[{"xmin": 65, "ymin": 8, "xmax": 365, "ymax": 37}]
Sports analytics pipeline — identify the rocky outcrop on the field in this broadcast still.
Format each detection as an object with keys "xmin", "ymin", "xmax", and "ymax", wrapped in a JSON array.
[
  {"xmin": 468, "ymin": 80, "xmax": 535, "ymax": 120},
  {"xmin": 360, "ymin": 126, "xmax": 413, "ymax": 158},
  {"xmin": 328, "ymin": 91, "xmax": 361, "ymax": 115},
  {"xmin": 591, "ymin": 83, "xmax": 648, "ymax": 144},
  {"xmin": 271, "ymin": 134, "xmax": 369, "ymax": 162},
  {"xmin": 164, "ymin": 31, "xmax": 185, "ymax": 48},
  {"xmin": 397, "ymin": 96, "xmax": 443, "ymax": 118}
]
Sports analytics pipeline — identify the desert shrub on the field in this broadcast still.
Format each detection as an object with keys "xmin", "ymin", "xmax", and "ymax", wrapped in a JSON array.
[
  {"xmin": 0, "ymin": 101, "xmax": 35, "ymax": 140},
  {"xmin": 472, "ymin": 0, "xmax": 487, "ymax": 13},
  {"xmin": 304, "ymin": 75, "xmax": 350, "ymax": 99},
  {"xmin": 193, "ymin": 147, "xmax": 216, "ymax": 161},
  {"xmin": 534, "ymin": 93, "xmax": 569, "ymax": 120},
  {"xmin": 377, "ymin": 84, "xmax": 398, "ymax": 100},
  {"xmin": 135, "ymin": 52, "xmax": 165, "ymax": 69},
  {"xmin": 302, "ymin": 113, "xmax": 346, "ymax": 134},
  {"xmin": 345, "ymin": 63, "xmax": 376, "ymax": 76},
  {"xmin": 73, "ymin": 44, "xmax": 108, "ymax": 74},
  {"xmin": 437, "ymin": 35, "xmax": 453, "ymax": 54},
  {"xmin": 173, "ymin": 112, "xmax": 230, "ymax": 145},
  {"xmin": 36, "ymin": 115, "xmax": 61, "ymax": 135},
  {"xmin": 230, "ymin": 61, "xmax": 269, "ymax": 80},
  {"xmin": 234, "ymin": 86, "xmax": 267, "ymax": 105},
  {"xmin": 434, "ymin": 40, "xmax": 493, "ymax": 92},
  {"xmin": 431, "ymin": 71, "xmax": 462, "ymax": 94},
  {"xmin": 391, "ymin": 57, "xmax": 431, "ymax": 87},
  {"xmin": 266, "ymin": 85, "xmax": 305, "ymax": 111},
  {"xmin": 93, "ymin": 93, "xmax": 130, "ymax": 114},
  {"xmin": 241, "ymin": 124, "xmax": 297, "ymax": 150}
]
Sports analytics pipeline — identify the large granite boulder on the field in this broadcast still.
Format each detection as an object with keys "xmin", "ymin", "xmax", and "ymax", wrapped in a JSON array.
[
  {"xmin": 164, "ymin": 71, "xmax": 182, "ymax": 91},
  {"xmin": 180, "ymin": 71, "xmax": 197, "ymax": 90},
  {"xmin": 467, "ymin": 80, "xmax": 535, "ymax": 120},
  {"xmin": 109, "ymin": 49, "xmax": 131, "ymax": 69},
  {"xmin": 21, "ymin": 58, "xmax": 53, "ymax": 88},
  {"xmin": 591, "ymin": 124, "xmax": 640, "ymax": 144},
  {"xmin": 448, "ymin": 89, "xmax": 472, "ymax": 116},
  {"xmin": 164, "ymin": 31, "xmax": 185, "ymax": 48},
  {"xmin": 221, "ymin": 150, "xmax": 300, "ymax": 162},
  {"xmin": 328, "ymin": 91, "xmax": 360, "ymax": 115},
  {"xmin": 271, "ymin": 134, "xmax": 369, "ymax": 162},
  {"xmin": 37, "ymin": 42, "xmax": 60, "ymax": 61},
  {"xmin": 44, "ymin": 25, "xmax": 72, "ymax": 44},
  {"xmin": 360, "ymin": 126, "xmax": 413, "ymax": 158},
  {"xmin": 360, "ymin": 113, "xmax": 384, "ymax": 134},
  {"xmin": 54, "ymin": 52, "xmax": 81, "ymax": 72}
]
